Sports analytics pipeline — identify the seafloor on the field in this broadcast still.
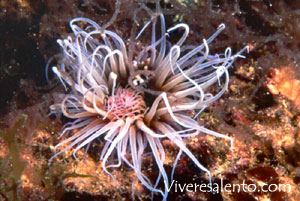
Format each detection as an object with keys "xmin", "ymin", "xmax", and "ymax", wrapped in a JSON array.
[{"xmin": 0, "ymin": 0, "xmax": 300, "ymax": 201}]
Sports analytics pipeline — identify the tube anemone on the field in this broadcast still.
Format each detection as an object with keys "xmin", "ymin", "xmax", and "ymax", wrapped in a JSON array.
[{"xmin": 49, "ymin": 12, "xmax": 248, "ymax": 200}]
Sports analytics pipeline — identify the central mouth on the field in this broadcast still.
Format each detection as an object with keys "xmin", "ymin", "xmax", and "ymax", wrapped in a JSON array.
[{"xmin": 106, "ymin": 87, "xmax": 146, "ymax": 120}]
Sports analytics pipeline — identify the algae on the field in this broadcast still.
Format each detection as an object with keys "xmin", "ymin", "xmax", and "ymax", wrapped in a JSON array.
[{"xmin": 0, "ymin": 114, "xmax": 28, "ymax": 201}]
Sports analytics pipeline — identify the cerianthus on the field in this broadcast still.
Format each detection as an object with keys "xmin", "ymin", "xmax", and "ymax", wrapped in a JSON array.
[{"xmin": 48, "ymin": 5, "xmax": 248, "ymax": 200}]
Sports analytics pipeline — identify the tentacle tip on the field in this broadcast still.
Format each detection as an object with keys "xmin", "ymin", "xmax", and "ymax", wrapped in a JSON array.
[
  {"xmin": 52, "ymin": 66, "xmax": 58, "ymax": 73},
  {"xmin": 230, "ymin": 139, "xmax": 234, "ymax": 154},
  {"xmin": 48, "ymin": 156, "xmax": 55, "ymax": 166},
  {"xmin": 218, "ymin": 23, "xmax": 226, "ymax": 29},
  {"xmin": 73, "ymin": 153, "xmax": 78, "ymax": 161},
  {"xmin": 110, "ymin": 72, "xmax": 117, "ymax": 80},
  {"xmin": 245, "ymin": 45, "xmax": 250, "ymax": 53}
]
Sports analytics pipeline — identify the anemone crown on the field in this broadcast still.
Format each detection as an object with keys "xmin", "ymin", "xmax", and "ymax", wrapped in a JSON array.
[{"xmin": 49, "ymin": 11, "xmax": 248, "ymax": 201}]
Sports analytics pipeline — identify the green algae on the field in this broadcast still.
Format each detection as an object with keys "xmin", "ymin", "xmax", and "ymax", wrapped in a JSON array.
[{"xmin": 0, "ymin": 114, "xmax": 28, "ymax": 201}]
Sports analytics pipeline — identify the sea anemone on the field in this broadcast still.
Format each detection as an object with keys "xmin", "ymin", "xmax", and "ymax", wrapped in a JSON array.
[{"xmin": 48, "ymin": 8, "xmax": 248, "ymax": 200}]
